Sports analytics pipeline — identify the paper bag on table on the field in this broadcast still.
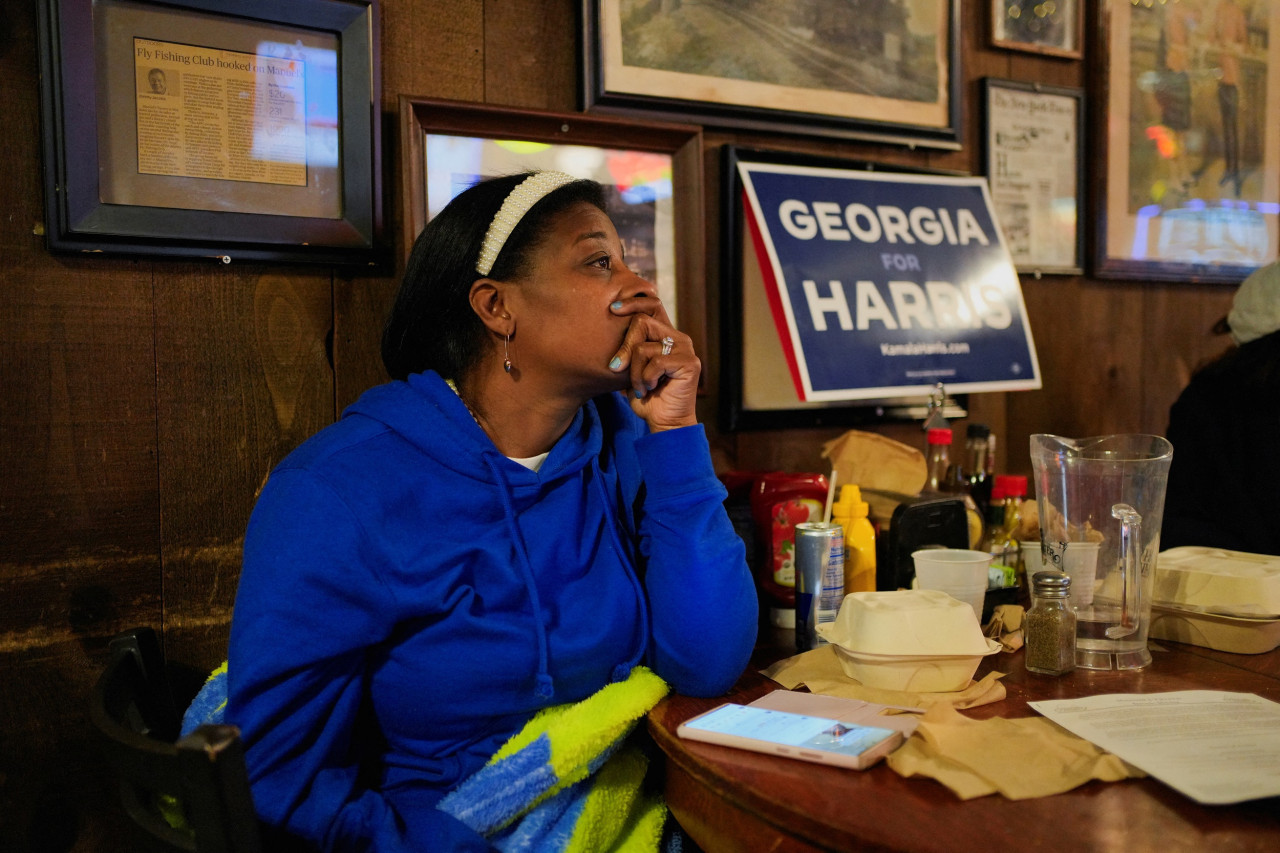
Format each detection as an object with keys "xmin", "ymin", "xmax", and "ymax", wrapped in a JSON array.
[{"xmin": 820, "ymin": 430, "xmax": 927, "ymax": 503}]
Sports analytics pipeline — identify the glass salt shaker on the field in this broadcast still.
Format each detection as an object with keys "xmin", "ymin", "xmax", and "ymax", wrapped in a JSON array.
[{"xmin": 1025, "ymin": 571, "xmax": 1076, "ymax": 675}]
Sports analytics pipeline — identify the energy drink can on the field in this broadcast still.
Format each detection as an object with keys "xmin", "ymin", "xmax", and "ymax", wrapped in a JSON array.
[{"xmin": 794, "ymin": 522, "xmax": 845, "ymax": 652}]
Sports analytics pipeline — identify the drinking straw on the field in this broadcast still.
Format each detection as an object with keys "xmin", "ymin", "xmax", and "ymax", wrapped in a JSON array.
[{"xmin": 823, "ymin": 468, "xmax": 838, "ymax": 525}]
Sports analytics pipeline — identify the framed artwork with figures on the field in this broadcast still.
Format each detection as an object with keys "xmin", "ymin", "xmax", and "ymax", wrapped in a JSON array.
[{"xmin": 1093, "ymin": 0, "xmax": 1279, "ymax": 282}]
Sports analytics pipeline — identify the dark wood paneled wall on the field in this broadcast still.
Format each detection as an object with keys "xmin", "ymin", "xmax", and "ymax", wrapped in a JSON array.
[{"xmin": 0, "ymin": 2, "xmax": 1237, "ymax": 849}]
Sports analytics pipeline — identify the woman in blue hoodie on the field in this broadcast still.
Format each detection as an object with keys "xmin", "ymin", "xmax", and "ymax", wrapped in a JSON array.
[{"xmin": 227, "ymin": 171, "xmax": 758, "ymax": 850}]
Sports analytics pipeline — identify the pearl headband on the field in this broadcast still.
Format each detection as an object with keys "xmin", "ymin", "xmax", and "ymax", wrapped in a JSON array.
[{"xmin": 475, "ymin": 171, "xmax": 578, "ymax": 275}]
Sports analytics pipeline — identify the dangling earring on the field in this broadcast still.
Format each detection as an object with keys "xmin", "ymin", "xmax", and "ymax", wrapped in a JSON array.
[{"xmin": 503, "ymin": 333, "xmax": 512, "ymax": 373}]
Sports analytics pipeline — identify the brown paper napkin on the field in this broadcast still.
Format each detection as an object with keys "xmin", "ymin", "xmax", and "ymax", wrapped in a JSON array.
[
  {"xmin": 985, "ymin": 604, "xmax": 1024, "ymax": 652},
  {"xmin": 760, "ymin": 644, "xmax": 1142, "ymax": 800},
  {"xmin": 760, "ymin": 645, "xmax": 1006, "ymax": 710},
  {"xmin": 886, "ymin": 703, "xmax": 1144, "ymax": 799}
]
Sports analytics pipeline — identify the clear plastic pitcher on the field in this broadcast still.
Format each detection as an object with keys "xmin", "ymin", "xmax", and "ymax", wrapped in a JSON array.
[{"xmin": 1029, "ymin": 434, "xmax": 1173, "ymax": 670}]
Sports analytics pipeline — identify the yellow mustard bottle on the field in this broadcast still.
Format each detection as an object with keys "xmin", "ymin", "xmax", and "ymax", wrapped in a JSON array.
[{"xmin": 831, "ymin": 485, "xmax": 877, "ymax": 594}]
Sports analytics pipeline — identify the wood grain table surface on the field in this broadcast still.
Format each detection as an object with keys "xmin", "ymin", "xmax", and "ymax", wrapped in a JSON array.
[{"xmin": 649, "ymin": 640, "xmax": 1280, "ymax": 852}]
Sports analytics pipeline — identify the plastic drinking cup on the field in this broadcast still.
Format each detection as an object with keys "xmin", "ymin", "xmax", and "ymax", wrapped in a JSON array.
[
  {"xmin": 912, "ymin": 549, "xmax": 992, "ymax": 622},
  {"xmin": 1060, "ymin": 541, "xmax": 1101, "ymax": 608},
  {"xmin": 931, "ymin": 583, "xmax": 986, "ymax": 622},
  {"xmin": 1021, "ymin": 541, "xmax": 1043, "ymax": 576}
]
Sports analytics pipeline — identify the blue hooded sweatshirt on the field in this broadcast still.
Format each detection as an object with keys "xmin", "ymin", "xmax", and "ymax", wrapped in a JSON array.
[{"xmin": 227, "ymin": 371, "xmax": 757, "ymax": 851}]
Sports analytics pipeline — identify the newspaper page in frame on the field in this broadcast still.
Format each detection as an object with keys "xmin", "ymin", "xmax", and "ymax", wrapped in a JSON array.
[
  {"xmin": 986, "ymin": 84, "xmax": 1081, "ymax": 273},
  {"xmin": 133, "ymin": 38, "xmax": 307, "ymax": 187}
]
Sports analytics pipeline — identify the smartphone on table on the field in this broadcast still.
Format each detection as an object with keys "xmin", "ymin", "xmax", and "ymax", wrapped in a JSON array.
[{"xmin": 676, "ymin": 702, "xmax": 904, "ymax": 770}]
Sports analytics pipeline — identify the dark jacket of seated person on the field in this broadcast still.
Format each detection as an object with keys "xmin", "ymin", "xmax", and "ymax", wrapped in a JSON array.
[{"xmin": 1162, "ymin": 261, "xmax": 1280, "ymax": 556}]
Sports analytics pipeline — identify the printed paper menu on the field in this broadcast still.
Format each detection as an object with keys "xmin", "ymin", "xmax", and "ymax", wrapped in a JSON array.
[{"xmin": 1030, "ymin": 690, "xmax": 1280, "ymax": 804}]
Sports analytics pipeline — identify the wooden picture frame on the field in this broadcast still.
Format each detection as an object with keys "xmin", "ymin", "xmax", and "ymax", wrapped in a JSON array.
[
  {"xmin": 1092, "ymin": 0, "xmax": 1279, "ymax": 283},
  {"xmin": 983, "ymin": 78, "xmax": 1085, "ymax": 276},
  {"xmin": 990, "ymin": 0, "xmax": 1084, "ymax": 60},
  {"xmin": 581, "ymin": 0, "xmax": 962, "ymax": 150},
  {"xmin": 37, "ymin": 0, "xmax": 384, "ymax": 266},
  {"xmin": 399, "ymin": 96, "xmax": 707, "ymax": 362}
]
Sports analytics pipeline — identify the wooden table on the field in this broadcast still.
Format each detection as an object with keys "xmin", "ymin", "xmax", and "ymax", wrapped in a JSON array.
[{"xmin": 649, "ymin": 641, "xmax": 1280, "ymax": 852}]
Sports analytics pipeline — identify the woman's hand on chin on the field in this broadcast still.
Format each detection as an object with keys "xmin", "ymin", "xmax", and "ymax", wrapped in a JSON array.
[{"xmin": 608, "ymin": 297, "xmax": 699, "ymax": 432}]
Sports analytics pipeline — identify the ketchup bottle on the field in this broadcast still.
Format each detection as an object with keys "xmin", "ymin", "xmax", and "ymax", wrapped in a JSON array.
[{"xmin": 749, "ymin": 472, "xmax": 831, "ymax": 641}]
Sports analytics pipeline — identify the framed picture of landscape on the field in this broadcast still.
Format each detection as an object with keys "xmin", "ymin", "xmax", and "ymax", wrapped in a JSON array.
[{"xmin": 581, "ymin": 0, "xmax": 961, "ymax": 149}]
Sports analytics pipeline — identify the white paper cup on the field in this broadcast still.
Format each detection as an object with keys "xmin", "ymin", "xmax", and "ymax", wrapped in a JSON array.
[
  {"xmin": 1020, "ymin": 540, "xmax": 1043, "ymax": 576},
  {"xmin": 1061, "ymin": 542, "xmax": 1101, "ymax": 608},
  {"xmin": 930, "ymin": 584, "xmax": 986, "ymax": 621},
  {"xmin": 912, "ymin": 549, "xmax": 992, "ymax": 621}
]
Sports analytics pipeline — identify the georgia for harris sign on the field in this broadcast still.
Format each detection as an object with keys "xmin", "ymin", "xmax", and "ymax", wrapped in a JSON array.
[{"xmin": 738, "ymin": 160, "xmax": 1041, "ymax": 402}]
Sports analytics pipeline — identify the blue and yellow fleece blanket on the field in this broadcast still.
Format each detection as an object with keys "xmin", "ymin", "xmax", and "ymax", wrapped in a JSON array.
[
  {"xmin": 183, "ymin": 665, "xmax": 671, "ymax": 852},
  {"xmin": 438, "ymin": 666, "xmax": 670, "ymax": 851}
]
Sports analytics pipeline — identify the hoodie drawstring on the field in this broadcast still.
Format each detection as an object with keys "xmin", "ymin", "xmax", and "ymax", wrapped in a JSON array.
[
  {"xmin": 483, "ymin": 452, "xmax": 556, "ymax": 701},
  {"xmin": 483, "ymin": 449, "xmax": 651, "ymax": 701},
  {"xmin": 590, "ymin": 457, "xmax": 651, "ymax": 684}
]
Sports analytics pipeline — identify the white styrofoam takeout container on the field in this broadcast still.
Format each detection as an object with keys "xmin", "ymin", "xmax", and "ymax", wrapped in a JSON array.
[
  {"xmin": 1149, "ymin": 605, "xmax": 1280, "ymax": 655},
  {"xmin": 1154, "ymin": 546, "xmax": 1280, "ymax": 618},
  {"xmin": 825, "ymin": 642, "xmax": 1002, "ymax": 692},
  {"xmin": 817, "ymin": 590, "xmax": 1001, "ymax": 691},
  {"xmin": 820, "ymin": 589, "xmax": 991, "ymax": 656}
]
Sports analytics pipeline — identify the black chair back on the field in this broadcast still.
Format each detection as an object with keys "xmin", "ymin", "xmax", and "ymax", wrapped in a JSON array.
[{"xmin": 90, "ymin": 627, "xmax": 263, "ymax": 853}]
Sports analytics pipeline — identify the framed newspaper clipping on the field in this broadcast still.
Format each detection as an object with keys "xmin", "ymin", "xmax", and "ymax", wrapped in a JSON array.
[
  {"xmin": 983, "ymin": 78, "xmax": 1084, "ymax": 275},
  {"xmin": 37, "ymin": 0, "xmax": 384, "ymax": 266}
]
